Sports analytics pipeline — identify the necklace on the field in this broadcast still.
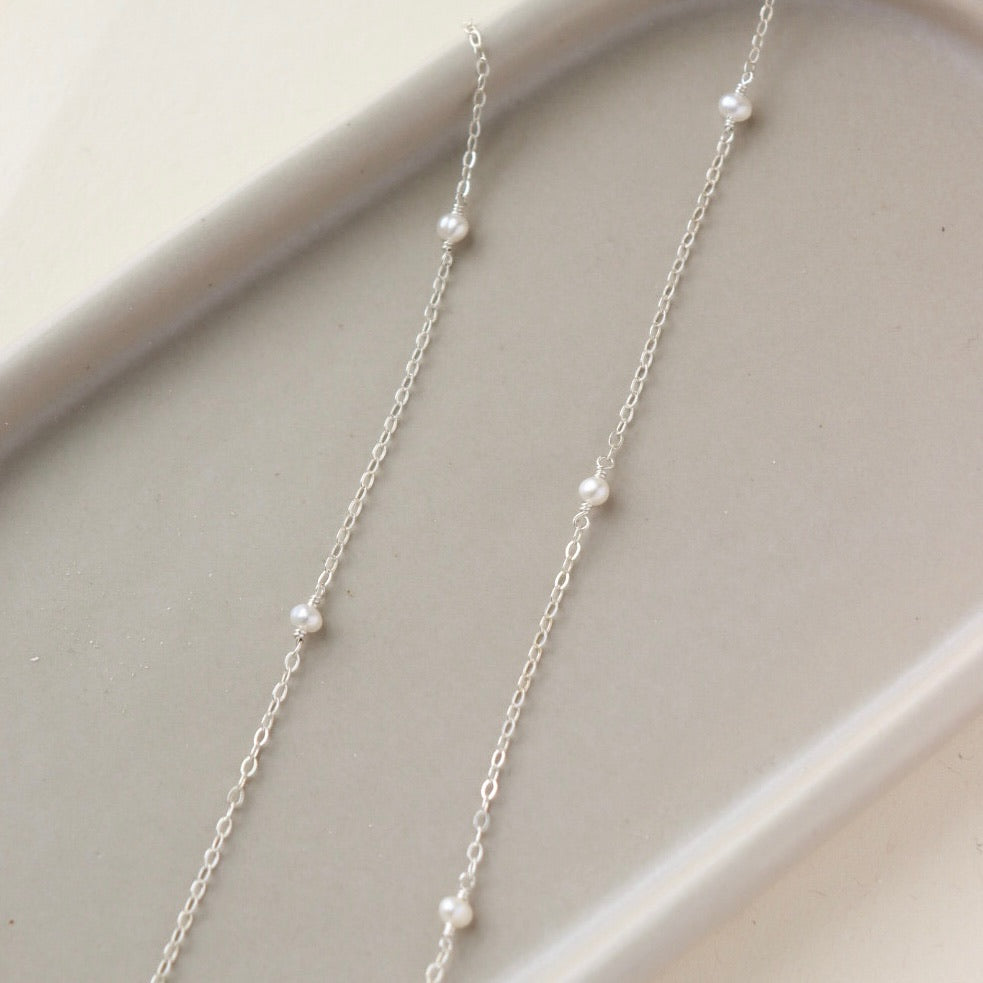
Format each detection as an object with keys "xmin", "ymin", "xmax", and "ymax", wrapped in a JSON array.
[
  {"xmin": 422, "ymin": 5, "xmax": 774, "ymax": 979},
  {"xmin": 149, "ymin": 5, "xmax": 777, "ymax": 979},
  {"xmin": 149, "ymin": 24, "xmax": 491, "ymax": 981}
]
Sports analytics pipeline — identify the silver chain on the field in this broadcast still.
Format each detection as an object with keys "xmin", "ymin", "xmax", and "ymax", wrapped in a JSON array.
[
  {"xmin": 738, "ymin": 0, "xmax": 775, "ymax": 92},
  {"xmin": 423, "ymin": 4, "xmax": 777, "ymax": 980},
  {"xmin": 148, "ymin": 3, "xmax": 778, "ymax": 976},
  {"xmin": 147, "ymin": 25, "xmax": 490, "ymax": 983}
]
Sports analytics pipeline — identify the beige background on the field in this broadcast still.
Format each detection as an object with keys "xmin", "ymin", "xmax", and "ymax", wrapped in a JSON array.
[{"xmin": 2, "ymin": 1, "xmax": 982, "ymax": 980}]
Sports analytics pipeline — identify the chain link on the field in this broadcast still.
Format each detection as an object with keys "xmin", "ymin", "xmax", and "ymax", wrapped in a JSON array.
[
  {"xmin": 423, "ymin": 5, "xmax": 777, "ymax": 979},
  {"xmin": 150, "ymin": 639, "xmax": 303, "ymax": 982},
  {"xmin": 454, "ymin": 25, "xmax": 490, "ymax": 211},
  {"xmin": 148, "ymin": 24, "xmax": 491, "ymax": 983},
  {"xmin": 738, "ymin": 1, "xmax": 776, "ymax": 91},
  {"xmin": 596, "ymin": 120, "xmax": 735, "ymax": 475},
  {"xmin": 598, "ymin": 0, "xmax": 775, "ymax": 477}
]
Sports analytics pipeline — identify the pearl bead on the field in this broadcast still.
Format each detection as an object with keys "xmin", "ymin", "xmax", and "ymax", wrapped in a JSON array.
[
  {"xmin": 438, "ymin": 895, "xmax": 473, "ymax": 929},
  {"xmin": 718, "ymin": 91, "xmax": 752, "ymax": 122},
  {"xmin": 436, "ymin": 211, "xmax": 469, "ymax": 244},
  {"xmin": 578, "ymin": 475, "xmax": 610, "ymax": 506},
  {"xmin": 289, "ymin": 603, "xmax": 323, "ymax": 633}
]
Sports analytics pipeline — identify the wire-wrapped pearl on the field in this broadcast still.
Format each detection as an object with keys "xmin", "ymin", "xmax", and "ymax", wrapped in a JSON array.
[
  {"xmin": 438, "ymin": 895, "xmax": 473, "ymax": 929},
  {"xmin": 289, "ymin": 603, "xmax": 323, "ymax": 633},
  {"xmin": 437, "ymin": 212, "xmax": 469, "ymax": 244},
  {"xmin": 718, "ymin": 91, "xmax": 752, "ymax": 122},
  {"xmin": 578, "ymin": 475, "xmax": 610, "ymax": 506}
]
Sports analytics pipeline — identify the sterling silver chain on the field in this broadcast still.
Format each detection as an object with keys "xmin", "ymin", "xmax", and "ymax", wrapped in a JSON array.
[
  {"xmin": 149, "ymin": 25, "xmax": 489, "ymax": 983},
  {"xmin": 424, "ymin": 4, "xmax": 775, "ymax": 978},
  {"xmin": 149, "ymin": 5, "xmax": 776, "ymax": 980}
]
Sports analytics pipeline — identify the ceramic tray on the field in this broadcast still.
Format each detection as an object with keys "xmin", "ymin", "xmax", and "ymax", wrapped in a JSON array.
[{"xmin": 2, "ymin": 0, "xmax": 982, "ymax": 979}]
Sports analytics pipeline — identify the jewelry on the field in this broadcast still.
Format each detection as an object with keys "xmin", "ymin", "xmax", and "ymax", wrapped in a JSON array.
[
  {"xmin": 150, "ymin": 1, "xmax": 778, "ymax": 976},
  {"xmin": 149, "ymin": 25, "xmax": 490, "ymax": 981},
  {"xmin": 422, "ymin": 4, "xmax": 776, "ymax": 980}
]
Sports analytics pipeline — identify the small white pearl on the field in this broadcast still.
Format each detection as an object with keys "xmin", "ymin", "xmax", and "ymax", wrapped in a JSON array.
[
  {"xmin": 438, "ymin": 895, "xmax": 473, "ymax": 929},
  {"xmin": 578, "ymin": 475, "xmax": 610, "ymax": 506},
  {"xmin": 718, "ymin": 91, "xmax": 752, "ymax": 122},
  {"xmin": 437, "ymin": 211, "xmax": 469, "ymax": 244},
  {"xmin": 289, "ymin": 603, "xmax": 323, "ymax": 633}
]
